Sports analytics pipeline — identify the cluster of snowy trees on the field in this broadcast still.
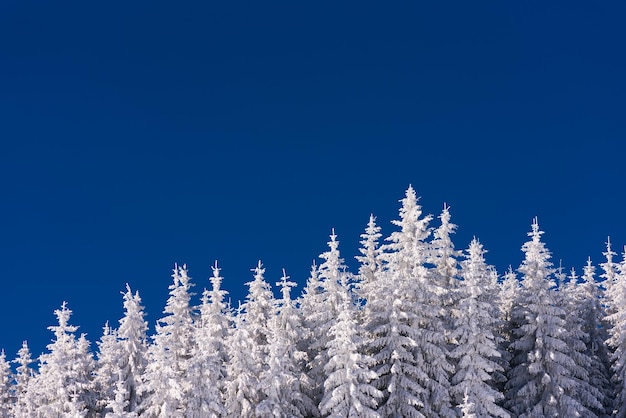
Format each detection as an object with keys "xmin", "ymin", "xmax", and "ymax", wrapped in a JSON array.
[{"xmin": 2, "ymin": 185, "xmax": 626, "ymax": 417}]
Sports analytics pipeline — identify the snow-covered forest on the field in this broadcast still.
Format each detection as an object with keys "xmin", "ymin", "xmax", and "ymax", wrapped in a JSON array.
[{"xmin": 2, "ymin": 186, "xmax": 626, "ymax": 417}]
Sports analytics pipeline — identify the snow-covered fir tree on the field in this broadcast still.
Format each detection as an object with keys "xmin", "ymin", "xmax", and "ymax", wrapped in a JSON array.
[
  {"xmin": 355, "ymin": 214, "xmax": 383, "ymax": 306},
  {"xmin": 12, "ymin": 341, "xmax": 34, "ymax": 418},
  {"xmin": 0, "ymin": 351, "xmax": 12, "ymax": 418},
  {"xmin": 575, "ymin": 258, "xmax": 613, "ymax": 416},
  {"xmin": 606, "ymin": 246, "xmax": 626, "ymax": 418},
  {"xmin": 297, "ymin": 260, "xmax": 325, "ymax": 416},
  {"xmin": 93, "ymin": 322, "xmax": 121, "ymax": 415},
  {"xmin": 140, "ymin": 265, "xmax": 196, "ymax": 417},
  {"xmin": 505, "ymin": 219, "xmax": 602, "ymax": 417},
  {"xmin": 24, "ymin": 302, "xmax": 96, "ymax": 417},
  {"xmin": 115, "ymin": 285, "xmax": 149, "ymax": 415},
  {"xmin": 225, "ymin": 261, "xmax": 275, "ymax": 417},
  {"xmin": 367, "ymin": 186, "xmax": 454, "ymax": 417},
  {"xmin": 257, "ymin": 269, "xmax": 311, "ymax": 418},
  {"xmin": 450, "ymin": 238, "xmax": 509, "ymax": 418},
  {"xmin": 302, "ymin": 230, "xmax": 352, "ymax": 410},
  {"xmin": 187, "ymin": 262, "xmax": 230, "ymax": 418},
  {"xmin": 319, "ymin": 269, "xmax": 382, "ymax": 417}
]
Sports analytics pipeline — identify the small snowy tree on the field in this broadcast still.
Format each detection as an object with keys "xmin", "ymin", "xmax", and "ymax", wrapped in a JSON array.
[{"xmin": 355, "ymin": 214, "xmax": 383, "ymax": 306}]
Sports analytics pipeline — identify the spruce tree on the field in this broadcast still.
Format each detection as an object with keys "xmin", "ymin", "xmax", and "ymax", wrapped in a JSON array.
[
  {"xmin": 187, "ymin": 262, "xmax": 230, "ymax": 418},
  {"xmin": 12, "ymin": 341, "xmax": 34, "ymax": 418},
  {"xmin": 25, "ymin": 302, "xmax": 96, "ymax": 417},
  {"xmin": 140, "ymin": 265, "xmax": 195, "ymax": 417},
  {"xmin": 302, "ymin": 231, "xmax": 352, "ymax": 410},
  {"xmin": 606, "ymin": 246, "xmax": 626, "ymax": 417},
  {"xmin": 319, "ymin": 271, "xmax": 382, "ymax": 417},
  {"xmin": 505, "ymin": 219, "xmax": 601, "ymax": 417},
  {"xmin": 450, "ymin": 238, "xmax": 509, "ymax": 418},
  {"xmin": 0, "ymin": 351, "xmax": 12, "ymax": 418},
  {"xmin": 257, "ymin": 270, "xmax": 310, "ymax": 418},
  {"xmin": 224, "ymin": 261, "xmax": 275, "ymax": 417},
  {"xmin": 114, "ymin": 285, "xmax": 149, "ymax": 415}
]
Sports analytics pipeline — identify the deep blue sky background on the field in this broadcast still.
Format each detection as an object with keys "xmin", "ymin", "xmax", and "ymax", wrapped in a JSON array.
[{"xmin": 1, "ymin": 1, "xmax": 625, "ymax": 360}]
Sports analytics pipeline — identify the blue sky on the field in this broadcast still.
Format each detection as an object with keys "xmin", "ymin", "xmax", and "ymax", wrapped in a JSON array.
[{"xmin": 1, "ymin": 1, "xmax": 625, "ymax": 360}]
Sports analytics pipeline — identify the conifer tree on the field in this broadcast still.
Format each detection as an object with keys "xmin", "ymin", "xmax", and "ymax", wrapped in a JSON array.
[
  {"xmin": 116, "ymin": 285, "xmax": 149, "ymax": 415},
  {"xmin": 225, "ymin": 261, "xmax": 275, "ymax": 417},
  {"xmin": 505, "ymin": 219, "xmax": 601, "ymax": 417},
  {"xmin": 0, "ymin": 351, "xmax": 12, "ymax": 418},
  {"xmin": 319, "ymin": 270, "xmax": 382, "ymax": 417},
  {"xmin": 257, "ymin": 270, "xmax": 310, "ymax": 418},
  {"xmin": 606, "ymin": 246, "xmax": 626, "ymax": 417},
  {"xmin": 355, "ymin": 214, "xmax": 383, "ymax": 306},
  {"xmin": 12, "ymin": 341, "xmax": 34, "ymax": 418},
  {"xmin": 187, "ymin": 262, "xmax": 230, "ymax": 418},
  {"xmin": 94, "ymin": 322, "xmax": 122, "ymax": 414},
  {"xmin": 140, "ymin": 265, "xmax": 196, "ymax": 417},
  {"xmin": 450, "ymin": 238, "xmax": 509, "ymax": 418},
  {"xmin": 25, "ymin": 302, "xmax": 96, "ymax": 417},
  {"xmin": 370, "ymin": 186, "xmax": 454, "ymax": 417},
  {"xmin": 576, "ymin": 258, "xmax": 612, "ymax": 416},
  {"xmin": 303, "ymin": 231, "xmax": 352, "ymax": 409},
  {"xmin": 429, "ymin": 204, "xmax": 461, "ymax": 289},
  {"xmin": 298, "ymin": 261, "xmax": 325, "ymax": 415}
]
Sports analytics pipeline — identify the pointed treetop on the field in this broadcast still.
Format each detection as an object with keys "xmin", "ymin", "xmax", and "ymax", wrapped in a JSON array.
[
  {"xmin": 604, "ymin": 236, "xmax": 616, "ymax": 262},
  {"xmin": 276, "ymin": 269, "xmax": 297, "ymax": 301},
  {"xmin": 251, "ymin": 260, "xmax": 265, "ymax": 280},
  {"xmin": 529, "ymin": 216, "xmax": 543, "ymax": 239}
]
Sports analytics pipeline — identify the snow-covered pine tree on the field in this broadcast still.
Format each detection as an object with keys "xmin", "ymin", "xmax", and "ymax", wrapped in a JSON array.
[
  {"xmin": 318, "ymin": 267, "xmax": 382, "ymax": 418},
  {"xmin": 606, "ymin": 246, "xmax": 626, "ymax": 418},
  {"xmin": 12, "ymin": 341, "xmax": 34, "ymax": 418},
  {"xmin": 367, "ymin": 186, "xmax": 454, "ymax": 417},
  {"xmin": 297, "ymin": 261, "xmax": 325, "ymax": 416},
  {"xmin": 301, "ymin": 230, "xmax": 352, "ymax": 411},
  {"xmin": 187, "ymin": 262, "xmax": 230, "ymax": 418},
  {"xmin": 355, "ymin": 214, "xmax": 383, "ymax": 306},
  {"xmin": 429, "ymin": 203, "xmax": 461, "ymax": 290},
  {"xmin": 0, "ymin": 350, "xmax": 12, "ymax": 418},
  {"xmin": 24, "ymin": 302, "xmax": 96, "ymax": 417},
  {"xmin": 576, "ymin": 257, "xmax": 612, "ymax": 416},
  {"xmin": 449, "ymin": 238, "xmax": 509, "ymax": 418},
  {"xmin": 93, "ymin": 322, "xmax": 122, "ymax": 415},
  {"xmin": 505, "ymin": 219, "xmax": 602, "ymax": 417},
  {"xmin": 257, "ymin": 269, "xmax": 311, "ymax": 418},
  {"xmin": 140, "ymin": 264, "xmax": 195, "ymax": 417},
  {"xmin": 224, "ymin": 261, "xmax": 275, "ymax": 417},
  {"xmin": 116, "ymin": 285, "xmax": 149, "ymax": 415}
]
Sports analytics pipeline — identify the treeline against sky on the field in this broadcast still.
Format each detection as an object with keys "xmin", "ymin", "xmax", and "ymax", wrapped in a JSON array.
[{"xmin": 2, "ymin": 186, "xmax": 626, "ymax": 417}]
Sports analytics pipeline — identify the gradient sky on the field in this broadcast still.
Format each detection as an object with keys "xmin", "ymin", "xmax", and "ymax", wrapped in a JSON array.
[{"xmin": 1, "ymin": 1, "xmax": 625, "ymax": 361}]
